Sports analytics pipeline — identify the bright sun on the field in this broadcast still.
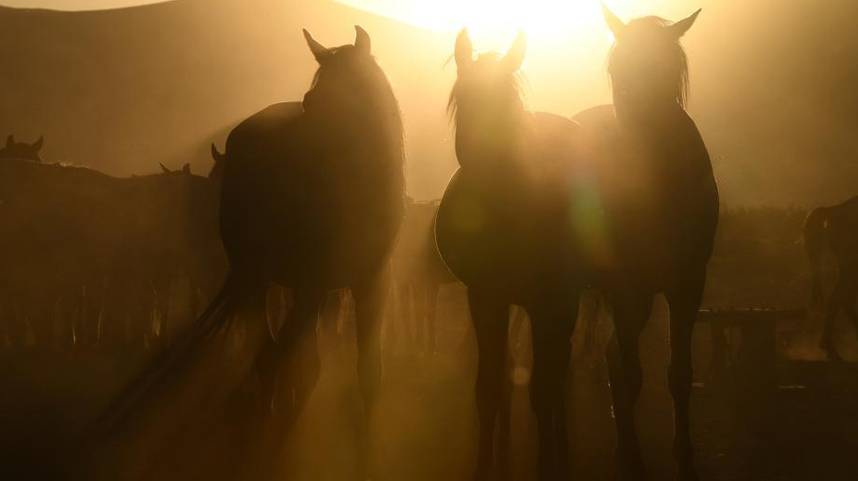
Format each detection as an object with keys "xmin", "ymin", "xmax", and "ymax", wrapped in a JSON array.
[{"xmin": 336, "ymin": 0, "xmax": 638, "ymax": 48}]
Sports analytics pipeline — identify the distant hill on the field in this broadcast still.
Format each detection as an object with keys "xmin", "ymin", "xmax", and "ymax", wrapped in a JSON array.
[
  {"xmin": 0, "ymin": 0, "xmax": 457, "ymax": 198},
  {"xmin": 1, "ymin": 0, "xmax": 856, "ymax": 205}
]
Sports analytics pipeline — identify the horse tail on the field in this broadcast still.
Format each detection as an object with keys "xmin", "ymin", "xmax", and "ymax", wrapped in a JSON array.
[
  {"xmin": 803, "ymin": 207, "xmax": 830, "ymax": 308},
  {"xmin": 88, "ymin": 271, "xmax": 247, "ymax": 435}
]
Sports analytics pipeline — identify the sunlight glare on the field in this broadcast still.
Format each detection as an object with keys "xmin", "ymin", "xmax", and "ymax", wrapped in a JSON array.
[{"xmin": 338, "ymin": 0, "xmax": 635, "ymax": 48}]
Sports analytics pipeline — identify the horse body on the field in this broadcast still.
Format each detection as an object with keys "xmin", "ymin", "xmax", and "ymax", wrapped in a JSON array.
[
  {"xmin": 575, "ymin": 102, "xmax": 718, "ymax": 289},
  {"xmin": 223, "ymin": 101, "xmax": 401, "ymax": 287},
  {"xmin": 805, "ymin": 195, "xmax": 858, "ymax": 359}
]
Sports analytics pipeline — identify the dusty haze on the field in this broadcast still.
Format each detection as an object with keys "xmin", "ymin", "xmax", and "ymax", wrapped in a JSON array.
[{"xmin": 1, "ymin": 0, "xmax": 856, "ymax": 205}]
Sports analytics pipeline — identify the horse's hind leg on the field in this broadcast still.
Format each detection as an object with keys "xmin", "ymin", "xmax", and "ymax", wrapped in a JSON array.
[
  {"xmin": 606, "ymin": 290, "xmax": 652, "ymax": 480},
  {"xmin": 468, "ymin": 288, "xmax": 509, "ymax": 481},
  {"xmin": 259, "ymin": 287, "xmax": 324, "ymax": 417},
  {"xmin": 526, "ymin": 293, "xmax": 578, "ymax": 481},
  {"xmin": 666, "ymin": 271, "xmax": 707, "ymax": 481}
]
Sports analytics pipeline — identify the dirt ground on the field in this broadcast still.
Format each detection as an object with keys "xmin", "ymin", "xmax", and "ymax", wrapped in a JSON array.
[{"xmin": 2, "ymin": 284, "xmax": 858, "ymax": 480}]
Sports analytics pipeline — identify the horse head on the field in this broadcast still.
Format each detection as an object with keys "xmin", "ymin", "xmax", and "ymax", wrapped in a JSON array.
[
  {"xmin": 602, "ymin": 6, "xmax": 700, "ymax": 115},
  {"xmin": 0, "ymin": 134, "xmax": 44, "ymax": 162},
  {"xmin": 301, "ymin": 26, "xmax": 401, "ymax": 140},
  {"xmin": 448, "ymin": 29, "xmax": 528, "ymax": 165}
]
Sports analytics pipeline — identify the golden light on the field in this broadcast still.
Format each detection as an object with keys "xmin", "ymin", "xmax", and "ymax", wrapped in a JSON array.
[{"xmin": 338, "ymin": 0, "xmax": 637, "ymax": 48}]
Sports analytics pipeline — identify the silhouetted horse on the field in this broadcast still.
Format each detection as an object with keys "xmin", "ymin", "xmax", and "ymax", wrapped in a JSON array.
[
  {"xmin": 574, "ymin": 8, "xmax": 719, "ymax": 480},
  {"xmin": 804, "ymin": 195, "xmax": 858, "ymax": 360},
  {"xmin": 97, "ymin": 27, "xmax": 403, "ymax": 479},
  {"xmin": 391, "ymin": 197, "xmax": 457, "ymax": 355},
  {"xmin": 0, "ymin": 134, "xmax": 44, "ymax": 162},
  {"xmin": 436, "ymin": 30, "xmax": 587, "ymax": 481}
]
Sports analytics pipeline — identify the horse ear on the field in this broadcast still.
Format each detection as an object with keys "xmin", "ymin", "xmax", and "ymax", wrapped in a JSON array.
[
  {"xmin": 182, "ymin": 163, "xmax": 191, "ymax": 174},
  {"xmin": 601, "ymin": 4, "xmax": 626, "ymax": 38},
  {"xmin": 6, "ymin": 135, "xmax": 13, "ymax": 148},
  {"xmin": 502, "ymin": 31, "xmax": 527, "ymax": 72},
  {"xmin": 668, "ymin": 9, "xmax": 701, "ymax": 38},
  {"xmin": 211, "ymin": 143, "xmax": 225, "ymax": 163},
  {"xmin": 159, "ymin": 162, "xmax": 171, "ymax": 174},
  {"xmin": 454, "ymin": 29, "xmax": 473, "ymax": 70},
  {"xmin": 303, "ymin": 29, "xmax": 330, "ymax": 62},
  {"xmin": 32, "ymin": 136, "xmax": 44, "ymax": 152},
  {"xmin": 354, "ymin": 25, "xmax": 371, "ymax": 56}
]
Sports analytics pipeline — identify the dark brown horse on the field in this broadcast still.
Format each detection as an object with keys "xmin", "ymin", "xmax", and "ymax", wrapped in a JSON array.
[
  {"xmin": 97, "ymin": 27, "xmax": 403, "ymax": 480},
  {"xmin": 436, "ymin": 30, "xmax": 587, "ymax": 481},
  {"xmin": 804, "ymin": 195, "xmax": 858, "ymax": 360},
  {"xmin": 574, "ymin": 8, "xmax": 719, "ymax": 480}
]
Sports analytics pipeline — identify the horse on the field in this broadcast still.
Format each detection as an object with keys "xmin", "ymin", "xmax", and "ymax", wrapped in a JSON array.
[
  {"xmin": 391, "ymin": 197, "xmax": 458, "ymax": 355},
  {"xmin": 0, "ymin": 134, "xmax": 44, "ymax": 162},
  {"xmin": 804, "ymin": 195, "xmax": 858, "ymax": 360},
  {"xmin": 436, "ymin": 30, "xmax": 588, "ymax": 481},
  {"xmin": 572, "ymin": 8, "xmax": 719, "ymax": 480},
  {"xmin": 96, "ymin": 26, "xmax": 404, "ymax": 480}
]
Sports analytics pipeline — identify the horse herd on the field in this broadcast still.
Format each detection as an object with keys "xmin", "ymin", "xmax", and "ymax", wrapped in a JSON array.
[
  {"xmin": 3, "ymin": 6, "xmax": 857, "ymax": 481},
  {"xmin": 0, "ymin": 135, "xmax": 225, "ymax": 348},
  {"xmin": 0, "ymin": 138, "xmax": 451, "ymax": 354}
]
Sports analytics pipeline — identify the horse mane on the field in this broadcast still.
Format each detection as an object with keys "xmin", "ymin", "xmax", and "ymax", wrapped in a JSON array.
[{"xmin": 608, "ymin": 16, "xmax": 690, "ymax": 107}]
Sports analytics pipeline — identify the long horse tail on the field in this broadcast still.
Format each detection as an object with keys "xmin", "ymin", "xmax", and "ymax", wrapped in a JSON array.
[
  {"xmin": 88, "ymin": 271, "xmax": 249, "ymax": 436},
  {"xmin": 803, "ymin": 207, "xmax": 830, "ymax": 308}
]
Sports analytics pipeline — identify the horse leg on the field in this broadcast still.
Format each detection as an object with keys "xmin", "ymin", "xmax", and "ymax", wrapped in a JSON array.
[
  {"xmin": 606, "ymin": 290, "xmax": 652, "ymax": 480},
  {"xmin": 426, "ymin": 282, "xmax": 440, "ymax": 356},
  {"xmin": 666, "ymin": 271, "xmax": 707, "ymax": 481},
  {"xmin": 467, "ymin": 288, "xmax": 509, "ymax": 481},
  {"xmin": 353, "ymin": 271, "xmax": 392, "ymax": 480},
  {"xmin": 257, "ymin": 287, "xmax": 323, "ymax": 417},
  {"xmin": 526, "ymin": 293, "xmax": 578, "ymax": 481},
  {"xmin": 838, "ymin": 270, "xmax": 858, "ymax": 336},
  {"xmin": 820, "ymin": 274, "xmax": 847, "ymax": 361}
]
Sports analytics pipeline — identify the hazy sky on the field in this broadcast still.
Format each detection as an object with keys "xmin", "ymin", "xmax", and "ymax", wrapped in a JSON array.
[{"xmin": 0, "ymin": 0, "xmax": 164, "ymax": 8}]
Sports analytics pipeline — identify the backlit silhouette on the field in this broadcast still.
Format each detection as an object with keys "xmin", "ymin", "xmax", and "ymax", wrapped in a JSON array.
[
  {"xmin": 574, "ymin": 8, "xmax": 719, "ymax": 480},
  {"xmin": 805, "ymin": 196, "xmax": 858, "ymax": 360},
  {"xmin": 96, "ymin": 26, "xmax": 404, "ymax": 480},
  {"xmin": 0, "ymin": 135, "xmax": 44, "ymax": 162},
  {"xmin": 436, "ymin": 29, "xmax": 586, "ymax": 480}
]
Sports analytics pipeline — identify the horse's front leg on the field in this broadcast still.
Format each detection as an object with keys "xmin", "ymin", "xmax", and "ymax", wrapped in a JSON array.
[
  {"xmin": 525, "ymin": 291, "xmax": 578, "ymax": 481},
  {"xmin": 666, "ymin": 270, "xmax": 707, "ymax": 481},
  {"xmin": 353, "ymin": 269, "xmax": 392, "ymax": 480},
  {"xmin": 468, "ymin": 288, "xmax": 509, "ymax": 481},
  {"xmin": 606, "ymin": 290, "xmax": 652, "ymax": 480}
]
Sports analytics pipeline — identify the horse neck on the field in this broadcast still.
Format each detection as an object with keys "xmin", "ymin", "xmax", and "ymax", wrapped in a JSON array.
[
  {"xmin": 454, "ymin": 109, "xmax": 530, "ymax": 169},
  {"xmin": 614, "ymin": 98, "xmax": 686, "ymax": 138}
]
